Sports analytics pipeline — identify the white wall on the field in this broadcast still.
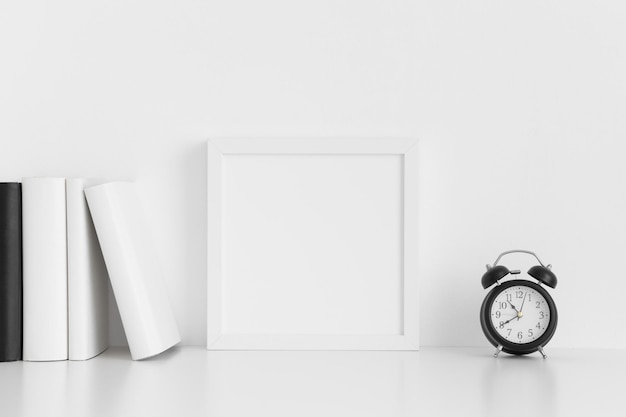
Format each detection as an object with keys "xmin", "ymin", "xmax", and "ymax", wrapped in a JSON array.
[{"xmin": 1, "ymin": 1, "xmax": 625, "ymax": 348}]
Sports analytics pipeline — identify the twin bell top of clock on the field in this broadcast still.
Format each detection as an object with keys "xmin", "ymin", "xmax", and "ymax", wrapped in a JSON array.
[{"xmin": 481, "ymin": 250, "xmax": 557, "ymax": 290}]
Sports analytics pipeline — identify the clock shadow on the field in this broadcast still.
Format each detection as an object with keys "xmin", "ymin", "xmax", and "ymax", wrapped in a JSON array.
[{"xmin": 480, "ymin": 353, "xmax": 556, "ymax": 417}]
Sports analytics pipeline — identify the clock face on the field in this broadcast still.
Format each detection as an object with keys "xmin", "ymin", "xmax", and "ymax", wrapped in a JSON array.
[{"xmin": 489, "ymin": 284, "xmax": 552, "ymax": 344}]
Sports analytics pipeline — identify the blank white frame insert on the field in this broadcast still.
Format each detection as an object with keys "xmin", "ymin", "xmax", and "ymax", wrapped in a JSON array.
[{"xmin": 207, "ymin": 138, "xmax": 418, "ymax": 350}]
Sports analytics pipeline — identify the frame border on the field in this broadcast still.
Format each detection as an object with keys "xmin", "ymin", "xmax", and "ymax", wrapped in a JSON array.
[{"xmin": 207, "ymin": 138, "xmax": 418, "ymax": 350}]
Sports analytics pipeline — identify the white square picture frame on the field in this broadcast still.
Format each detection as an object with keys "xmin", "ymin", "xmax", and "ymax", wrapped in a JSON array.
[{"xmin": 207, "ymin": 138, "xmax": 418, "ymax": 350}]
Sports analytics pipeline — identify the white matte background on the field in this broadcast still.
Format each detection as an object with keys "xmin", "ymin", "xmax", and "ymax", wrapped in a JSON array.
[
  {"xmin": 1, "ymin": 0, "xmax": 625, "ymax": 349},
  {"xmin": 222, "ymin": 154, "xmax": 403, "ymax": 336}
]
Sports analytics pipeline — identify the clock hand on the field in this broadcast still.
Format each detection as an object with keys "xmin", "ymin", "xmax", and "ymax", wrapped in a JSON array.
[
  {"xmin": 508, "ymin": 301, "xmax": 520, "ymax": 314},
  {"xmin": 519, "ymin": 292, "xmax": 528, "ymax": 316},
  {"xmin": 507, "ymin": 300, "xmax": 524, "ymax": 320},
  {"xmin": 502, "ymin": 316, "xmax": 518, "ymax": 326}
]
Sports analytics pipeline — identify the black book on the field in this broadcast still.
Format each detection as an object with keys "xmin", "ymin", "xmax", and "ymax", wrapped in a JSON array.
[{"xmin": 0, "ymin": 183, "xmax": 22, "ymax": 361}]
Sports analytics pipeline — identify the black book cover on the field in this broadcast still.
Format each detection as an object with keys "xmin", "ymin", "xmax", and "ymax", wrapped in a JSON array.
[{"xmin": 0, "ymin": 183, "xmax": 22, "ymax": 361}]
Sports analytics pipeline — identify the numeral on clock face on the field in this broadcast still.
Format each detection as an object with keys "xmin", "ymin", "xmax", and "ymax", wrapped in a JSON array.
[{"xmin": 490, "ymin": 285, "xmax": 551, "ymax": 344}]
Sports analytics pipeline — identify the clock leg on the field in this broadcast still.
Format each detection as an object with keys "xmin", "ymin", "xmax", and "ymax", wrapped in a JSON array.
[
  {"xmin": 538, "ymin": 346, "xmax": 547, "ymax": 359},
  {"xmin": 493, "ymin": 345, "xmax": 503, "ymax": 358}
]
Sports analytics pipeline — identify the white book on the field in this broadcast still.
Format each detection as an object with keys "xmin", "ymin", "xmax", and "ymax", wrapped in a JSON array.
[
  {"xmin": 22, "ymin": 177, "xmax": 68, "ymax": 361},
  {"xmin": 85, "ymin": 182, "xmax": 180, "ymax": 360},
  {"xmin": 66, "ymin": 178, "xmax": 109, "ymax": 360}
]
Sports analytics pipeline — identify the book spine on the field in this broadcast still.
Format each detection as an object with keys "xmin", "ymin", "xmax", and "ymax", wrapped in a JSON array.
[
  {"xmin": 22, "ymin": 178, "xmax": 68, "ymax": 361},
  {"xmin": 0, "ymin": 183, "xmax": 22, "ymax": 362},
  {"xmin": 85, "ymin": 182, "xmax": 180, "ymax": 360},
  {"xmin": 67, "ymin": 179, "xmax": 109, "ymax": 360}
]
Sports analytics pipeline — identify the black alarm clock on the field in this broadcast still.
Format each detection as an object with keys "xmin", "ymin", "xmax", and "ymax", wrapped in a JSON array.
[{"xmin": 480, "ymin": 250, "xmax": 558, "ymax": 358}]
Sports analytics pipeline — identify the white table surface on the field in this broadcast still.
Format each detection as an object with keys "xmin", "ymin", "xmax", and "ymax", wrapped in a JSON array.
[{"xmin": 0, "ymin": 346, "xmax": 622, "ymax": 417}]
